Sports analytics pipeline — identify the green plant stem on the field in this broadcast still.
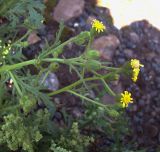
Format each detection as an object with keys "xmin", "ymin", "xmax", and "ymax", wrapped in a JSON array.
[
  {"xmin": 101, "ymin": 78, "xmax": 116, "ymax": 96},
  {"xmin": 43, "ymin": 31, "xmax": 90, "ymax": 57},
  {"xmin": 48, "ymin": 72, "xmax": 116, "ymax": 96},
  {"xmin": 0, "ymin": 58, "xmax": 65, "ymax": 73},
  {"xmin": 48, "ymin": 76, "xmax": 100, "ymax": 96},
  {"xmin": 0, "ymin": 57, "xmax": 119, "ymax": 73},
  {"xmin": 13, "ymin": 29, "xmax": 32, "ymax": 44},
  {"xmin": 52, "ymin": 21, "xmax": 64, "ymax": 47},
  {"xmin": 0, "ymin": 31, "xmax": 89, "ymax": 73},
  {"xmin": 0, "ymin": 58, "xmax": 117, "ymax": 98},
  {"xmin": 86, "ymin": 29, "xmax": 94, "ymax": 51},
  {"xmin": 0, "ymin": 59, "xmax": 36, "ymax": 73},
  {"xmin": 8, "ymin": 71, "xmax": 22, "ymax": 96},
  {"xmin": 41, "ymin": 70, "xmax": 50, "ymax": 84},
  {"xmin": 101, "ymin": 66, "xmax": 120, "ymax": 71},
  {"xmin": 67, "ymin": 90, "xmax": 106, "ymax": 108}
]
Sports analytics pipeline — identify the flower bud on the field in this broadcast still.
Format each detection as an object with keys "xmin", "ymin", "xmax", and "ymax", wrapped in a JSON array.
[
  {"xmin": 86, "ymin": 60, "xmax": 101, "ymax": 70},
  {"xmin": 86, "ymin": 50, "xmax": 100, "ymax": 59},
  {"xmin": 49, "ymin": 63, "xmax": 59, "ymax": 72}
]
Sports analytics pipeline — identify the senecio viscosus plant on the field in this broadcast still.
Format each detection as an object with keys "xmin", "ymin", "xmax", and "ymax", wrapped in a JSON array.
[{"xmin": 0, "ymin": 17, "xmax": 144, "ymax": 152}]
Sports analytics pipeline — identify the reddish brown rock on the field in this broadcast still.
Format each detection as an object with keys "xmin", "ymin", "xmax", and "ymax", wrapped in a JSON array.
[
  {"xmin": 92, "ymin": 35, "xmax": 120, "ymax": 61},
  {"xmin": 27, "ymin": 32, "xmax": 41, "ymax": 45},
  {"xmin": 53, "ymin": 0, "xmax": 85, "ymax": 22}
]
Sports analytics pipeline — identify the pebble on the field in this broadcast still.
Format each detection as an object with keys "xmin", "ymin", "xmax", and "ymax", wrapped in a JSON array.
[
  {"xmin": 54, "ymin": 111, "xmax": 63, "ymax": 121},
  {"xmin": 40, "ymin": 72, "xmax": 59, "ymax": 91},
  {"xmin": 129, "ymin": 32, "xmax": 140, "ymax": 43},
  {"xmin": 27, "ymin": 31, "xmax": 41, "ymax": 45}
]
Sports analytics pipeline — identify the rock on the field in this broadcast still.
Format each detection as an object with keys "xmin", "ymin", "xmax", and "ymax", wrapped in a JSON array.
[
  {"xmin": 123, "ymin": 49, "xmax": 134, "ymax": 58},
  {"xmin": 86, "ymin": 16, "xmax": 96, "ymax": 25},
  {"xmin": 102, "ymin": 94, "xmax": 116, "ymax": 105},
  {"xmin": 27, "ymin": 32, "xmax": 41, "ymax": 45},
  {"xmin": 138, "ymin": 99, "xmax": 145, "ymax": 107},
  {"xmin": 40, "ymin": 72, "xmax": 59, "ymax": 91},
  {"xmin": 92, "ymin": 35, "xmax": 120, "ymax": 50},
  {"xmin": 92, "ymin": 35, "xmax": 120, "ymax": 61},
  {"xmin": 129, "ymin": 32, "xmax": 140, "ymax": 43},
  {"xmin": 53, "ymin": 0, "xmax": 85, "ymax": 22},
  {"xmin": 146, "ymin": 125, "xmax": 159, "ymax": 137},
  {"xmin": 72, "ymin": 107, "xmax": 83, "ymax": 118},
  {"xmin": 54, "ymin": 111, "xmax": 63, "ymax": 121},
  {"xmin": 112, "ymin": 81, "xmax": 123, "ymax": 93}
]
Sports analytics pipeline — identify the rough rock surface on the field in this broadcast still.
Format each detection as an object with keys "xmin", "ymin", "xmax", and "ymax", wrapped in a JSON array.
[
  {"xmin": 92, "ymin": 35, "xmax": 120, "ymax": 61},
  {"xmin": 53, "ymin": 0, "xmax": 85, "ymax": 22},
  {"xmin": 113, "ymin": 20, "xmax": 160, "ymax": 149},
  {"xmin": 27, "ymin": 32, "xmax": 41, "ymax": 45}
]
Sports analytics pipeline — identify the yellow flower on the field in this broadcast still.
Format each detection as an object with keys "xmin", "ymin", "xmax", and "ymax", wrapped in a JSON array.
[
  {"xmin": 120, "ymin": 91, "xmax": 133, "ymax": 108},
  {"xmin": 131, "ymin": 59, "xmax": 144, "ymax": 69},
  {"xmin": 92, "ymin": 19, "xmax": 106, "ymax": 33},
  {"xmin": 130, "ymin": 59, "xmax": 144, "ymax": 82},
  {"xmin": 132, "ymin": 68, "xmax": 140, "ymax": 82}
]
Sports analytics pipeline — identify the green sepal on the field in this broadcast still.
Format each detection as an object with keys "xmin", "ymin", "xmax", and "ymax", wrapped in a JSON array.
[
  {"xmin": 85, "ymin": 50, "xmax": 100, "ymax": 59},
  {"xmin": 86, "ymin": 60, "xmax": 101, "ymax": 71}
]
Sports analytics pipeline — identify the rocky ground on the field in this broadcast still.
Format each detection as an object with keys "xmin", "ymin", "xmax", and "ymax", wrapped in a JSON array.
[
  {"xmin": 113, "ymin": 20, "xmax": 160, "ymax": 152},
  {"xmin": 24, "ymin": 0, "xmax": 160, "ymax": 151}
]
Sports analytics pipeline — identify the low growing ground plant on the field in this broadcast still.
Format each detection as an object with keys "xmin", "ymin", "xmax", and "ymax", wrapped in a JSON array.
[{"xmin": 0, "ymin": 1, "xmax": 144, "ymax": 152}]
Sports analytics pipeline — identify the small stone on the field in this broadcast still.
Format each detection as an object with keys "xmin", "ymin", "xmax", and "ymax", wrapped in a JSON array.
[
  {"xmin": 138, "ymin": 99, "xmax": 145, "ymax": 106},
  {"xmin": 92, "ymin": 35, "xmax": 120, "ymax": 61},
  {"xmin": 132, "ymin": 105, "xmax": 138, "ymax": 112},
  {"xmin": 146, "ymin": 125, "xmax": 158, "ymax": 137},
  {"xmin": 73, "ymin": 22, "xmax": 79, "ymax": 27},
  {"xmin": 133, "ymin": 115, "xmax": 141, "ymax": 123},
  {"xmin": 27, "ymin": 31, "xmax": 41, "ymax": 45},
  {"xmin": 151, "ymin": 111, "xmax": 156, "ymax": 117},
  {"xmin": 54, "ymin": 111, "xmax": 63, "ymax": 120},
  {"xmin": 148, "ymin": 118, "xmax": 155, "ymax": 123},
  {"xmin": 123, "ymin": 49, "xmax": 134, "ymax": 58},
  {"xmin": 72, "ymin": 107, "xmax": 83, "ymax": 118},
  {"xmin": 40, "ymin": 72, "xmax": 59, "ymax": 91},
  {"xmin": 129, "ymin": 32, "xmax": 140, "ymax": 43},
  {"xmin": 92, "ymin": 35, "xmax": 120, "ymax": 50},
  {"xmin": 117, "ymin": 57, "xmax": 126, "ymax": 64},
  {"xmin": 53, "ymin": 0, "xmax": 85, "ymax": 22}
]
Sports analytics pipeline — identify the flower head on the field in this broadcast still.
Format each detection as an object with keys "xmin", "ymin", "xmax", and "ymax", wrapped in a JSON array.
[
  {"xmin": 131, "ymin": 59, "xmax": 144, "ymax": 69},
  {"xmin": 92, "ymin": 19, "xmax": 106, "ymax": 33},
  {"xmin": 130, "ymin": 59, "xmax": 144, "ymax": 82},
  {"xmin": 132, "ymin": 68, "xmax": 140, "ymax": 82},
  {"xmin": 120, "ymin": 91, "xmax": 133, "ymax": 108}
]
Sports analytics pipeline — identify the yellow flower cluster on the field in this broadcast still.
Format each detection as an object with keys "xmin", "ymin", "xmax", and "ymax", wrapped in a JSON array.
[
  {"xmin": 92, "ymin": 19, "xmax": 106, "ymax": 33},
  {"xmin": 120, "ymin": 91, "xmax": 133, "ymax": 108},
  {"xmin": 130, "ymin": 59, "xmax": 144, "ymax": 82}
]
